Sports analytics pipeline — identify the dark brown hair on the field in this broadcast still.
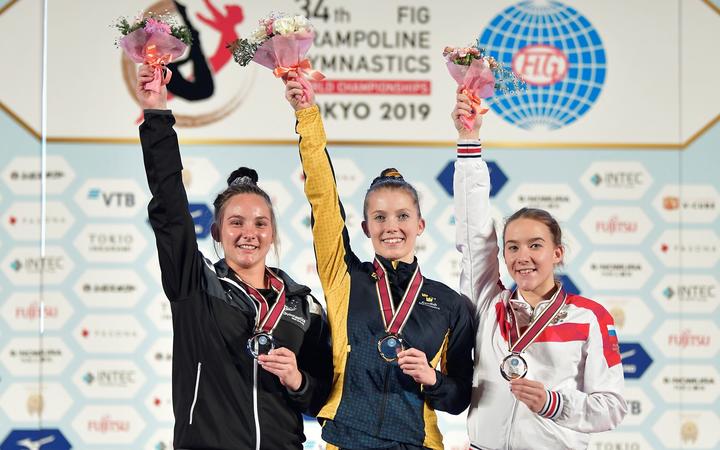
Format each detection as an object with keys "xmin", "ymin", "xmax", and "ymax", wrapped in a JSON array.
[
  {"xmin": 213, "ymin": 167, "xmax": 280, "ymax": 255},
  {"xmin": 363, "ymin": 168, "xmax": 421, "ymax": 220},
  {"xmin": 503, "ymin": 207, "xmax": 562, "ymax": 248}
]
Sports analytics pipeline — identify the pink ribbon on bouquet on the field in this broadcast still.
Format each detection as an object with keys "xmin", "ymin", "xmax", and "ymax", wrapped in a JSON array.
[
  {"xmin": 143, "ymin": 44, "xmax": 173, "ymax": 93},
  {"xmin": 460, "ymin": 87, "xmax": 489, "ymax": 130},
  {"xmin": 274, "ymin": 58, "xmax": 325, "ymax": 102}
]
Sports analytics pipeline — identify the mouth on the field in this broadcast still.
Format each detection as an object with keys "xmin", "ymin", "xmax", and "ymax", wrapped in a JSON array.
[
  {"xmin": 516, "ymin": 268, "xmax": 536, "ymax": 275},
  {"xmin": 381, "ymin": 237, "xmax": 404, "ymax": 246},
  {"xmin": 237, "ymin": 244, "xmax": 259, "ymax": 251}
]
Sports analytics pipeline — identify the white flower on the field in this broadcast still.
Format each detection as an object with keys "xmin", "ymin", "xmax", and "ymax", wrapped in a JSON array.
[
  {"xmin": 291, "ymin": 15, "xmax": 309, "ymax": 31},
  {"xmin": 272, "ymin": 17, "xmax": 294, "ymax": 35},
  {"xmin": 250, "ymin": 26, "xmax": 267, "ymax": 43}
]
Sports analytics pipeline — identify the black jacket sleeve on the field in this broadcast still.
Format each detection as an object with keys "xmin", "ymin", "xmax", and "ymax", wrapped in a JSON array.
[
  {"xmin": 140, "ymin": 111, "xmax": 202, "ymax": 301},
  {"xmin": 422, "ymin": 294, "xmax": 475, "ymax": 414},
  {"xmin": 287, "ymin": 295, "xmax": 334, "ymax": 416}
]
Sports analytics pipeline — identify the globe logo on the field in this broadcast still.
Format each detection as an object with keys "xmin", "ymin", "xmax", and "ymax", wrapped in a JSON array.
[{"xmin": 478, "ymin": 0, "xmax": 606, "ymax": 130}]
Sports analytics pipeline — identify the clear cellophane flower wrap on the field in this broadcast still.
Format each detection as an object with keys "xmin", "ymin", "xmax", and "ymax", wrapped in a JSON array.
[
  {"xmin": 444, "ymin": 45, "xmax": 525, "ymax": 130},
  {"xmin": 228, "ymin": 13, "xmax": 324, "ymax": 101},
  {"xmin": 117, "ymin": 18, "xmax": 189, "ymax": 93}
]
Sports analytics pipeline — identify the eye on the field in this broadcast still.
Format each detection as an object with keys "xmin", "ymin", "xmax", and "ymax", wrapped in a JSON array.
[
  {"xmin": 229, "ymin": 218, "xmax": 242, "ymax": 226},
  {"xmin": 398, "ymin": 212, "xmax": 410, "ymax": 221},
  {"xmin": 256, "ymin": 219, "xmax": 269, "ymax": 228},
  {"xmin": 505, "ymin": 244, "xmax": 517, "ymax": 252},
  {"xmin": 530, "ymin": 242, "xmax": 542, "ymax": 249},
  {"xmin": 373, "ymin": 214, "xmax": 385, "ymax": 222}
]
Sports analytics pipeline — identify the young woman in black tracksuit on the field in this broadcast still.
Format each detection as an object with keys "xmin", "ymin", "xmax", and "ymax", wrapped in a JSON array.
[{"xmin": 136, "ymin": 64, "xmax": 332, "ymax": 449}]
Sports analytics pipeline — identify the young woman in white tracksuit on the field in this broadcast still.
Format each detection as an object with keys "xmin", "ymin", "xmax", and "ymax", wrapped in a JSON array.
[{"xmin": 451, "ymin": 91, "xmax": 627, "ymax": 450}]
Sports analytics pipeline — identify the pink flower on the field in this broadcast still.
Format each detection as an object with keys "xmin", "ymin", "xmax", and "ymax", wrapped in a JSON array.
[{"xmin": 145, "ymin": 18, "xmax": 171, "ymax": 35}]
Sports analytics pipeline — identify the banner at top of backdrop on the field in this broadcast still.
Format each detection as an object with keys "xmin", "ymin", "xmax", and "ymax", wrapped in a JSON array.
[{"xmin": 0, "ymin": 0, "xmax": 718, "ymax": 145}]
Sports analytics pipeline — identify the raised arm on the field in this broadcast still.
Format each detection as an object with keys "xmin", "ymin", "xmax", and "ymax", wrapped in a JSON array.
[
  {"xmin": 138, "ymin": 64, "xmax": 202, "ymax": 301},
  {"xmin": 286, "ymin": 75, "xmax": 359, "ymax": 296},
  {"xmin": 452, "ymin": 90, "xmax": 503, "ymax": 311}
]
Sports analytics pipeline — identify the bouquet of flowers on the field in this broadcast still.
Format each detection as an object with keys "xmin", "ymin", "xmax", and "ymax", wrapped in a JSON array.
[
  {"xmin": 114, "ymin": 12, "xmax": 192, "ymax": 93},
  {"xmin": 444, "ymin": 45, "xmax": 525, "ymax": 129},
  {"xmin": 227, "ymin": 12, "xmax": 324, "ymax": 99}
]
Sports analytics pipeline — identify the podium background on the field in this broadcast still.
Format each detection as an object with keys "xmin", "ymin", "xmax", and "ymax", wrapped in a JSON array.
[{"xmin": 0, "ymin": 0, "xmax": 718, "ymax": 448}]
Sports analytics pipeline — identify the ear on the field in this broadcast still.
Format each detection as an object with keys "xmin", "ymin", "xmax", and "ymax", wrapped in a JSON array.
[
  {"xmin": 417, "ymin": 218, "xmax": 426, "ymax": 236},
  {"xmin": 553, "ymin": 245, "xmax": 564, "ymax": 265},
  {"xmin": 361, "ymin": 220, "xmax": 370, "ymax": 238},
  {"xmin": 211, "ymin": 223, "xmax": 220, "ymax": 242}
]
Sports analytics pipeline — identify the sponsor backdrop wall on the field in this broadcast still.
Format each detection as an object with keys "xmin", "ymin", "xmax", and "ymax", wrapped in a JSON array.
[{"xmin": 0, "ymin": 0, "xmax": 718, "ymax": 449}]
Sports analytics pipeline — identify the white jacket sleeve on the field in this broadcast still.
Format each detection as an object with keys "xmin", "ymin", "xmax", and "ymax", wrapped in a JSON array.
[
  {"xmin": 551, "ymin": 310, "xmax": 627, "ymax": 432},
  {"xmin": 453, "ymin": 141, "xmax": 503, "ymax": 314}
]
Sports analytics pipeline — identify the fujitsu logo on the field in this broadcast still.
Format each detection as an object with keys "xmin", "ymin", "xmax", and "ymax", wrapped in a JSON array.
[
  {"xmin": 15, "ymin": 302, "xmax": 59, "ymax": 320},
  {"xmin": 512, "ymin": 45, "xmax": 568, "ymax": 86},
  {"xmin": 87, "ymin": 415, "xmax": 130, "ymax": 433},
  {"xmin": 595, "ymin": 216, "xmax": 638, "ymax": 235},
  {"xmin": 667, "ymin": 330, "xmax": 711, "ymax": 348}
]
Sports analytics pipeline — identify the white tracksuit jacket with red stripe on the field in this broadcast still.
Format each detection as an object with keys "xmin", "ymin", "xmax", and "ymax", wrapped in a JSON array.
[{"xmin": 453, "ymin": 142, "xmax": 627, "ymax": 450}]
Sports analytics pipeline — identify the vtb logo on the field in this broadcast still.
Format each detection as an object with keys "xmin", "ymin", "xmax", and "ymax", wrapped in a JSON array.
[{"xmin": 88, "ymin": 189, "xmax": 135, "ymax": 207}]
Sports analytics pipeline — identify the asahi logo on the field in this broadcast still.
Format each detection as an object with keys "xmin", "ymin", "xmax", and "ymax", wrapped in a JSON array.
[
  {"xmin": 74, "ymin": 269, "xmax": 146, "ymax": 308},
  {"xmin": 2, "ymin": 156, "xmax": 74, "ymax": 195}
]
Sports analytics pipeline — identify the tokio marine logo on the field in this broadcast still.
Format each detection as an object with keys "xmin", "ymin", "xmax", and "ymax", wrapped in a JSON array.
[{"xmin": 122, "ymin": 0, "xmax": 255, "ymax": 126}]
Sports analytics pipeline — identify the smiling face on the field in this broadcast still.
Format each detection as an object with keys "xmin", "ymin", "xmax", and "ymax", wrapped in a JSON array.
[
  {"xmin": 503, "ymin": 217, "xmax": 564, "ymax": 302},
  {"xmin": 362, "ymin": 187, "xmax": 425, "ymax": 263},
  {"xmin": 214, "ymin": 193, "xmax": 274, "ymax": 275}
]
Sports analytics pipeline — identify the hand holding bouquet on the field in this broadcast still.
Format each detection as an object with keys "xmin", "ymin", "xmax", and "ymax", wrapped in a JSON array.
[
  {"xmin": 115, "ymin": 12, "xmax": 192, "ymax": 93},
  {"xmin": 444, "ymin": 45, "xmax": 525, "ymax": 130},
  {"xmin": 227, "ymin": 12, "xmax": 324, "ymax": 101}
]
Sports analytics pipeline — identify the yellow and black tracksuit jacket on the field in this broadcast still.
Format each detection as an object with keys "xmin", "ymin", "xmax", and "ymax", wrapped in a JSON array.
[{"xmin": 296, "ymin": 106, "xmax": 475, "ymax": 449}]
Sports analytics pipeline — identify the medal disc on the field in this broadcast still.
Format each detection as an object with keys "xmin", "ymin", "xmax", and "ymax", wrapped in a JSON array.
[
  {"xmin": 377, "ymin": 334, "xmax": 406, "ymax": 362},
  {"xmin": 247, "ymin": 332, "xmax": 275, "ymax": 359},
  {"xmin": 500, "ymin": 353, "xmax": 528, "ymax": 380}
]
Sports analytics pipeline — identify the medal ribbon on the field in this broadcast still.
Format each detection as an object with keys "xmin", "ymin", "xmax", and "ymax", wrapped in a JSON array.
[
  {"xmin": 236, "ymin": 269, "xmax": 286, "ymax": 334},
  {"xmin": 373, "ymin": 258, "xmax": 424, "ymax": 335},
  {"xmin": 506, "ymin": 284, "xmax": 567, "ymax": 354}
]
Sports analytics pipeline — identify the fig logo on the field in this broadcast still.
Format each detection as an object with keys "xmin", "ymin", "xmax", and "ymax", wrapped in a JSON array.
[{"xmin": 512, "ymin": 45, "xmax": 568, "ymax": 86}]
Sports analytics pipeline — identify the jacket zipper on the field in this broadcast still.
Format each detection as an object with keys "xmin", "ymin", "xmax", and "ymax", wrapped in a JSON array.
[
  {"xmin": 189, "ymin": 362, "xmax": 202, "ymax": 424},
  {"xmin": 376, "ymin": 365, "xmax": 392, "ymax": 435},
  {"xmin": 253, "ymin": 360, "xmax": 261, "ymax": 450},
  {"xmin": 505, "ymin": 398, "xmax": 518, "ymax": 450}
]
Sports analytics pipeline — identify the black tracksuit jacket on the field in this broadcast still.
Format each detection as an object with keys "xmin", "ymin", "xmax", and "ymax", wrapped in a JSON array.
[{"xmin": 140, "ymin": 111, "xmax": 332, "ymax": 449}]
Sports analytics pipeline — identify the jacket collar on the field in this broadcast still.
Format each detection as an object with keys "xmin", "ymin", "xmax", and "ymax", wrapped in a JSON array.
[{"xmin": 214, "ymin": 259, "xmax": 311, "ymax": 297}]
